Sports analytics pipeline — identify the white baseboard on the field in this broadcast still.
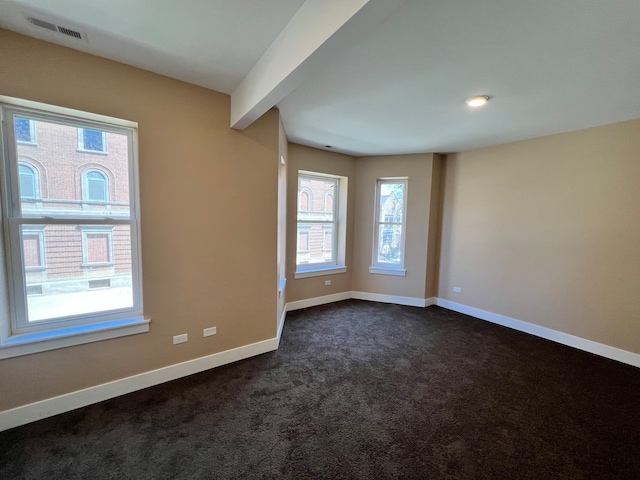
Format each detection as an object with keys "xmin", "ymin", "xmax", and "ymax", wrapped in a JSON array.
[
  {"xmin": 0, "ymin": 337, "xmax": 278, "ymax": 432},
  {"xmin": 436, "ymin": 298, "xmax": 640, "ymax": 368},
  {"xmin": 352, "ymin": 291, "xmax": 430, "ymax": 308},
  {"xmin": 286, "ymin": 292, "xmax": 352, "ymax": 311}
]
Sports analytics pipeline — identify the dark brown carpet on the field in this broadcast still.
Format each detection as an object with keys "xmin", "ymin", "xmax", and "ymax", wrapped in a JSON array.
[{"xmin": 1, "ymin": 300, "xmax": 639, "ymax": 479}]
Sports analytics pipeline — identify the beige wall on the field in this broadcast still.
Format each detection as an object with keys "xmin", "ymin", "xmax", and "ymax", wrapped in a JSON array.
[
  {"xmin": 425, "ymin": 154, "xmax": 444, "ymax": 299},
  {"xmin": 353, "ymin": 154, "xmax": 439, "ymax": 299},
  {"xmin": 0, "ymin": 29, "xmax": 280, "ymax": 411},
  {"xmin": 439, "ymin": 119, "xmax": 640, "ymax": 354},
  {"xmin": 286, "ymin": 144, "xmax": 356, "ymax": 302}
]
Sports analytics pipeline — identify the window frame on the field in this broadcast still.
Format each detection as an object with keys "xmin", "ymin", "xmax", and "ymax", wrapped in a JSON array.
[
  {"xmin": 370, "ymin": 178, "xmax": 408, "ymax": 276},
  {"xmin": 18, "ymin": 162, "xmax": 40, "ymax": 199},
  {"xmin": 78, "ymin": 127, "xmax": 108, "ymax": 154},
  {"xmin": 0, "ymin": 96, "xmax": 148, "ymax": 359},
  {"xmin": 83, "ymin": 168, "xmax": 110, "ymax": 203},
  {"xmin": 15, "ymin": 117, "xmax": 37, "ymax": 145},
  {"xmin": 294, "ymin": 171, "xmax": 347, "ymax": 279},
  {"xmin": 81, "ymin": 226, "xmax": 115, "ymax": 267},
  {"xmin": 22, "ymin": 225, "xmax": 46, "ymax": 271}
]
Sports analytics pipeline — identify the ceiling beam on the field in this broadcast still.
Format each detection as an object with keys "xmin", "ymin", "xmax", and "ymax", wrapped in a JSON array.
[{"xmin": 230, "ymin": 0, "xmax": 408, "ymax": 130}]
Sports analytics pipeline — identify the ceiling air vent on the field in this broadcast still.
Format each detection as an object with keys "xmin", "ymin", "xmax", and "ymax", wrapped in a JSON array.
[
  {"xmin": 26, "ymin": 16, "xmax": 56, "ymax": 32},
  {"xmin": 25, "ymin": 15, "xmax": 88, "ymax": 42},
  {"xmin": 57, "ymin": 26, "xmax": 82, "ymax": 39}
]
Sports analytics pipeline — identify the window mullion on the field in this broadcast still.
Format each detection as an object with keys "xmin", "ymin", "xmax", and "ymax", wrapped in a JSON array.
[{"xmin": 16, "ymin": 217, "xmax": 132, "ymax": 226}]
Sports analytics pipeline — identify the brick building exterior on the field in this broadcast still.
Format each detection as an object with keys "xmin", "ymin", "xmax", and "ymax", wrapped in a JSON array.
[
  {"xmin": 15, "ymin": 116, "xmax": 132, "ymax": 296},
  {"xmin": 297, "ymin": 176, "xmax": 335, "ymax": 265}
]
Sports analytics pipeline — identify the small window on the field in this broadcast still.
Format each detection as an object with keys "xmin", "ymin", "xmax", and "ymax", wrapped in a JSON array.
[
  {"xmin": 295, "ymin": 171, "xmax": 348, "ymax": 278},
  {"xmin": 83, "ymin": 169, "xmax": 109, "ymax": 202},
  {"xmin": 15, "ymin": 117, "xmax": 36, "ymax": 144},
  {"xmin": 371, "ymin": 178, "xmax": 408, "ymax": 275},
  {"xmin": 299, "ymin": 190, "xmax": 311, "ymax": 212},
  {"xmin": 22, "ymin": 226, "xmax": 46, "ymax": 270},
  {"xmin": 78, "ymin": 128, "xmax": 107, "ymax": 153},
  {"xmin": 19, "ymin": 163, "xmax": 39, "ymax": 199},
  {"xmin": 81, "ymin": 227, "xmax": 114, "ymax": 266},
  {"xmin": 324, "ymin": 192, "xmax": 333, "ymax": 213}
]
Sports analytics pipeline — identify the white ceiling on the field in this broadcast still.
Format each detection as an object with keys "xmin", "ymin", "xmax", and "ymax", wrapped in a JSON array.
[{"xmin": 1, "ymin": 0, "xmax": 639, "ymax": 155}]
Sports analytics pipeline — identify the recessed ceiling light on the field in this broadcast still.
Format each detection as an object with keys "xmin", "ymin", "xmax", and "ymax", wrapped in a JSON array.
[{"xmin": 466, "ymin": 95, "xmax": 490, "ymax": 107}]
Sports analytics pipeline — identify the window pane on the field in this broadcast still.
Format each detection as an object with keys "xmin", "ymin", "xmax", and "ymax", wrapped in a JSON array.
[
  {"xmin": 297, "ymin": 223, "xmax": 334, "ymax": 265},
  {"xmin": 379, "ymin": 183, "xmax": 404, "ymax": 223},
  {"xmin": 15, "ymin": 117, "xmax": 33, "ymax": 143},
  {"xmin": 19, "ymin": 165, "xmax": 37, "ymax": 199},
  {"xmin": 23, "ymin": 224, "xmax": 133, "ymax": 322},
  {"xmin": 300, "ymin": 192, "xmax": 309, "ymax": 211},
  {"xmin": 298, "ymin": 177, "xmax": 335, "ymax": 221},
  {"xmin": 87, "ymin": 171, "xmax": 108, "ymax": 201},
  {"xmin": 23, "ymin": 234, "xmax": 43, "ymax": 267},
  {"xmin": 377, "ymin": 224, "xmax": 403, "ymax": 264},
  {"xmin": 15, "ymin": 118, "xmax": 129, "ymax": 218},
  {"xmin": 86, "ymin": 233, "xmax": 111, "ymax": 263},
  {"xmin": 81, "ymin": 128, "xmax": 105, "ymax": 152}
]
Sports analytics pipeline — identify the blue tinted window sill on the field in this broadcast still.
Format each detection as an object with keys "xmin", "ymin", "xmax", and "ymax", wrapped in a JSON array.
[{"xmin": 0, "ymin": 316, "xmax": 150, "ymax": 359}]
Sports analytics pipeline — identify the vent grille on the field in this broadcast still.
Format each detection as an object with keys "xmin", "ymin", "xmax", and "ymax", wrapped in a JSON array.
[
  {"xmin": 26, "ymin": 285, "xmax": 43, "ymax": 295},
  {"xmin": 25, "ymin": 15, "xmax": 88, "ymax": 42},
  {"xmin": 89, "ymin": 279, "xmax": 111, "ymax": 289},
  {"xmin": 27, "ymin": 16, "xmax": 56, "ymax": 31},
  {"xmin": 57, "ymin": 26, "xmax": 82, "ymax": 39}
]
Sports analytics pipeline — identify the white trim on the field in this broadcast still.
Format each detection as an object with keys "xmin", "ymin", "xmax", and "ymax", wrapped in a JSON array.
[
  {"xmin": 368, "ymin": 266, "xmax": 406, "ymax": 276},
  {"xmin": 424, "ymin": 296, "xmax": 436, "ymax": 306},
  {"xmin": 286, "ymin": 292, "xmax": 352, "ymax": 311},
  {"xmin": 0, "ymin": 337, "xmax": 278, "ymax": 432},
  {"xmin": 294, "ymin": 266, "xmax": 347, "ymax": 279},
  {"xmin": 0, "ymin": 95, "xmax": 137, "ymax": 128},
  {"xmin": 436, "ymin": 298, "xmax": 640, "ymax": 369},
  {"xmin": 277, "ymin": 307, "xmax": 287, "ymax": 347},
  {"xmin": 351, "ymin": 291, "xmax": 427, "ymax": 307}
]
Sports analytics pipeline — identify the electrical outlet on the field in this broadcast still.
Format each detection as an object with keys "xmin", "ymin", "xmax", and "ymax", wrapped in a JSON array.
[
  {"xmin": 453, "ymin": 286, "xmax": 461, "ymax": 293},
  {"xmin": 173, "ymin": 333, "xmax": 188, "ymax": 344},
  {"xmin": 325, "ymin": 280, "xmax": 331, "ymax": 286},
  {"xmin": 203, "ymin": 327, "xmax": 217, "ymax": 337}
]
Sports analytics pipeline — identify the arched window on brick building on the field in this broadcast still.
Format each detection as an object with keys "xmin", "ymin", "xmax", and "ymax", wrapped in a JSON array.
[
  {"xmin": 299, "ymin": 189, "xmax": 311, "ymax": 212},
  {"xmin": 18, "ymin": 163, "xmax": 39, "ymax": 199},
  {"xmin": 324, "ymin": 192, "xmax": 333, "ymax": 213},
  {"xmin": 83, "ymin": 169, "xmax": 109, "ymax": 202}
]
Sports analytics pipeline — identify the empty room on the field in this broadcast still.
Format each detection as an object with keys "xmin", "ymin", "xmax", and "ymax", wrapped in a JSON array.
[{"xmin": 0, "ymin": 1, "xmax": 639, "ymax": 478}]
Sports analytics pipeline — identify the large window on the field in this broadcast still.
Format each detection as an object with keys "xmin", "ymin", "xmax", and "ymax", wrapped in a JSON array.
[
  {"xmin": 370, "ymin": 178, "xmax": 408, "ymax": 276},
  {"xmin": 295, "ymin": 171, "xmax": 347, "ymax": 278},
  {"xmin": 0, "ymin": 97, "xmax": 147, "ymax": 359}
]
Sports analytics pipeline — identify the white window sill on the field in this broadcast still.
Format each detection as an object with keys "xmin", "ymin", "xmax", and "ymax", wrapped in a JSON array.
[
  {"xmin": 294, "ymin": 266, "xmax": 347, "ymax": 279},
  {"xmin": 369, "ymin": 266, "xmax": 406, "ymax": 276},
  {"xmin": 77, "ymin": 149, "xmax": 108, "ymax": 155},
  {"xmin": 0, "ymin": 316, "xmax": 150, "ymax": 360}
]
